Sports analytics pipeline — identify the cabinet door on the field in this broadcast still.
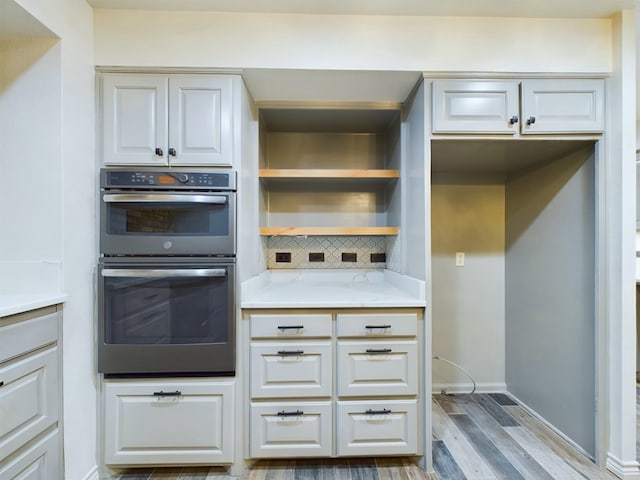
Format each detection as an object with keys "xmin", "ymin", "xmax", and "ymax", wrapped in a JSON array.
[
  {"xmin": 102, "ymin": 74, "xmax": 168, "ymax": 165},
  {"xmin": 104, "ymin": 380, "xmax": 234, "ymax": 465},
  {"xmin": 250, "ymin": 401, "xmax": 332, "ymax": 458},
  {"xmin": 250, "ymin": 342, "xmax": 332, "ymax": 398},
  {"xmin": 0, "ymin": 428, "xmax": 60, "ymax": 480},
  {"xmin": 336, "ymin": 400, "xmax": 417, "ymax": 456},
  {"xmin": 432, "ymin": 80, "xmax": 519, "ymax": 134},
  {"xmin": 168, "ymin": 75, "xmax": 234, "ymax": 166},
  {"xmin": 0, "ymin": 346, "xmax": 59, "ymax": 460},
  {"xmin": 336, "ymin": 340, "xmax": 418, "ymax": 397},
  {"xmin": 520, "ymin": 79, "xmax": 604, "ymax": 134}
]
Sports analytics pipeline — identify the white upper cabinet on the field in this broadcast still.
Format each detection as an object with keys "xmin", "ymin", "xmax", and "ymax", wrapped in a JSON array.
[
  {"xmin": 101, "ymin": 73, "xmax": 234, "ymax": 166},
  {"xmin": 432, "ymin": 78, "xmax": 604, "ymax": 135}
]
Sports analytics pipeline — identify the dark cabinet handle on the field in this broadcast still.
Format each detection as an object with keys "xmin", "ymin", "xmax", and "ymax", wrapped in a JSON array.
[
  {"xmin": 155, "ymin": 147, "xmax": 164, "ymax": 157},
  {"xmin": 365, "ymin": 408, "xmax": 391, "ymax": 415},
  {"xmin": 509, "ymin": 115, "xmax": 519, "ymax": 125},
  {"xmin": 526, "ymin": 116, "xmax": 536, "ymax": 126},
  {"xmin": 153, "ymin": 390, "xmax": 181, "ymax": 397},
  {"xmin": 365, "ymin": 348, "xmax": 392, "ymax": 354},
  {"xmin": 277, "ymin": 325, "xmax": 304, "ymax": 330},
  {"xmin": 365, "ymin": 325, "xmax": 391, "ymax": 330},
  {"xmin": 277, "ymin": 350, "xmax": 304, "ymax": 356},
  {"xmin": 277, "ymin": 410, "xmax": 304, "ymax": 417},
  {"xmin": 168, "ymin": 148, "xmax": 177, "ymax": 157},
  {"xmin": 0, "ymin": 381, "xmax": 4, "ymax": 387}
]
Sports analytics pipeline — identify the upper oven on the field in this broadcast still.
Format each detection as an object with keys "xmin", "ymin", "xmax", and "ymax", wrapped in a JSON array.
[{"xmin": 100, "ymin": 168, "xmax": 236, "ymax": 257}]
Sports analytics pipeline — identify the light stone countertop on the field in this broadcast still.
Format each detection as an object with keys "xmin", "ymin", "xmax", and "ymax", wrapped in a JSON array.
[
  {"xmin": 0, "ymin": 293, "xmax": 67, "ymax": 318},
  {"xmin": 241, "ymin": 269, "xmax": 426, "ymax": 309}
]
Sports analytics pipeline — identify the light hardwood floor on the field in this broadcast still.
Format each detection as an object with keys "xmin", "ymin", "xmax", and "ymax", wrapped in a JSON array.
[{"xmin": 104, "ymin": 393, "xmax": 626, "ymax": 479}]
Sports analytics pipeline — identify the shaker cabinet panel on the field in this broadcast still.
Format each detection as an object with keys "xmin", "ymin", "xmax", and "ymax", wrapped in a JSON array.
[
  {"xmin": 250, "ymin": 313, "xmax": 332, "ymax": 339},
  {"xmin": 520, "ymin": 79, "xmax": 604, "ymax": 134},
  {"xmin": 0, "ymin": 347, "xmax": 59, "ymax": 461},
  {"xmin": 336, "ymin": 400, "xmax": 417, "ymax": 456},
  {"xmin": 250, "ymin": 401, "xmax": 332, "ymax": 458},
  {"xmin": 0, "ymin": 428, "xmax": 60, "ymax": 480},
  {"xmin": 336, "ymin": 312, "xmax": 417, "ymax": 338},
  {"xmin": 102, "ymin": 75, "xmax": 168, "ymax": 166},
  {"xmin": 250, "ymin": 342, "xmax": 332, "ymax": 398},
  {"xmin": 169, "ymin": 75, "xmax": 233, "ymax": 166},
  {"xmin": 104, "ymin": 380, "xmax": 234, "ymax": 465},
  {"xmin": 336, "ymin": 340, "xmax": 418, "ymax": 397},
  {"xmin": 432, "ymin": 80, "xmax": 519, "ymax": 134}
]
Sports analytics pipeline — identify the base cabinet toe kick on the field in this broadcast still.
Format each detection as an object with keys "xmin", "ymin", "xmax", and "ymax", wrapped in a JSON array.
[{"xmin": 245, "ymin": 308, "xmax": 424, "ymax": 459}]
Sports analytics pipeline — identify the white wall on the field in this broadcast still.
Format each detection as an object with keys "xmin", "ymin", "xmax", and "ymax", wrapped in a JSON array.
[
  {"xmin": 13, "ymin": 1, "xmax": 96, "ymax": 479},
  {"xmin": 431, "ymin": 183, "xmax": 506, "ymax": 392},
  {"xmin": 94, "ymin": 10, "xmax": 612, "ymax": 74}
]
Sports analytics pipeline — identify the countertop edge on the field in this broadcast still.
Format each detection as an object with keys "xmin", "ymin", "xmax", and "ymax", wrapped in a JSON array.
[{"xmin": 0, "ymin": 294, "xmax": 68, "ymax": 318}]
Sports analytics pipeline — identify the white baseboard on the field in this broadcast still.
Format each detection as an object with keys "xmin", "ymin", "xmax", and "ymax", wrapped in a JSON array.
[
  {"xmin": 81, "ymin": 465, "xmax": 100, "ymax": 480},
  {"xmin": 606, "ymin": 453, "xmax": 640, "ymax": 479},
  {"xmin": 431, "ymin": 382, "xmax": 507, "ymax": 395}
]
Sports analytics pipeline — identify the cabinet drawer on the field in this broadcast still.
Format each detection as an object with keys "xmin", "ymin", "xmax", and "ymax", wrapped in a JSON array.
[
  {"xmin": 0, "ymin": 346, "xmax": 59, "ymax": 460},
  {"xmin": 104, "ymin": 380, "xmax": 234, "ymax": 465},
  {"xmin": 250, "ymin": 342, "xmax": 332, "ymax": 398},
  {"xmin": 0, "ymin": 311, "xmax": 58, "ymax": 363},
  {"xmin": 0, "ymin": 428, "xmax": 60, "ymax": 480},
  {"xmin": 336, "ymin": 313, "xmax": 417, "ymax": 338},
  {"xmin": 336, "ymin": 400, "xmax": 417, "ymax": 456},
  {"xmin": 336, "ymin": 340, "xmax": 418, "ymax": 397},
  {"xmin": 250, "ymin": 313, "xmax": 332, "ymax": 339},
  {"xmin": 250, "ymin": 401, "xmax": 332, "ymax": 458}
]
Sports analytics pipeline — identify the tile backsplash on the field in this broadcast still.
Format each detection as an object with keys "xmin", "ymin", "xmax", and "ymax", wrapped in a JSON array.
[{"xmin": 267, "ymin": 236, "xmax": 386, "ymax": 269}]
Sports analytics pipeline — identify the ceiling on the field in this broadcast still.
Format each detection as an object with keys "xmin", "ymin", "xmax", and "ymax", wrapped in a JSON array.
[{"xmin": 87, "ymin": 0, "xmax": 634, "ymax": 18}]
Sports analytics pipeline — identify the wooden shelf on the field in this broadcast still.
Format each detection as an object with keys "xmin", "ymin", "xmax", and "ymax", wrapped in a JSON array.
[
  {"xmin": 259, "ymin": 169, "xmax": 400, "ymax": 180},
  {"xmin": 259, "ymin": 226, "xmax": 399, "ymax": 236}
]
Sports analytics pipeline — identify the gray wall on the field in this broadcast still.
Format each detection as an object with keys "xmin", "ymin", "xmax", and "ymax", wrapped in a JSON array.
[{"xmin": 505, "ymin": 145, "xmax": 596, "ymax": 456}]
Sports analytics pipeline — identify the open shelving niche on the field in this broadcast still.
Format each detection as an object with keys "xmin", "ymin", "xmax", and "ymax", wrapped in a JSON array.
[{"xmin": 258, "ymin": 106, "xmax": 402, "ymax": 237}]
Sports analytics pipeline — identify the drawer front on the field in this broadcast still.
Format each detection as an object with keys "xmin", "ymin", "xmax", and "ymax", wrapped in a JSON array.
[
  {"xmin": 336, "ymin": 313, "xmax": 417, "ymax": 338},
  {"xmin": 250, "ymin": 401, "xmax": 332, "ymax": 458},
  {"xmin": 336, "ymin": 400, "xmax": 417, "ymax": 456},
  {"xmin": 250, "ymin": 314, "xmax": 332, "ymax": 339},
  {"xmin": 0, "ymin": 346, "xmax": 59, "ymax": 460},
  {"xmin": 0, "ymin": 311, "xmax": 59, "ymax": 363},
  {"xmin": 251, "ymin": 342, "xmax": 332, "ymax": 398},
  {"xmin": 337, "ymin": 341, "xmax": 418, "ymax": 397},
  {"xmin": 104, "ymin": 380, "xmax": 234, "ymax": 464},
  {"xmin": 0, "ymin": 428, "xmax": 60, "ymax": 480}
]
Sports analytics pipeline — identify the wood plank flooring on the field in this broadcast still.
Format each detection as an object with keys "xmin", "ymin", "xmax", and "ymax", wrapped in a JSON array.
[{"xmin": 104, "ymin": 393, "xmax": 625, "ymax": 480}]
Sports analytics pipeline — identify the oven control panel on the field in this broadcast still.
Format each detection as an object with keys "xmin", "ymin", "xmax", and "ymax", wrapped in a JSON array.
[{"xmin": 101, "ymin": 169, "xmax": 236, "ymax": 190}]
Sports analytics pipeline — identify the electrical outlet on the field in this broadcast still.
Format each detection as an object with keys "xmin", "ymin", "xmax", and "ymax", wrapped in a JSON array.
[
  {"xmin": 455, "ymin": 252, "xmax": 465, "ymax": 267},
  {"xmin": 341, "ymin": 252, "xmax": 357, "ymax": 262},
  {"xmin": 309, "ymin": 252, "xmax": 325, "ymax": 262},
  {"xmin": 275, "ymin": 252, "xmax": 291, "ymax": 263},
  {"xmin": 370, "ymin": 253, "xmax": 386, "ymax": 263}
]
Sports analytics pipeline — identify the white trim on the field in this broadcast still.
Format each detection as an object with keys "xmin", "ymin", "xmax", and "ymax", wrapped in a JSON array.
[
  {"xmin": 81, "ymin": 466, "xmax": 100, "ymax": 480},
  {"xmin": 606, "ymin": 453, "xmax": 640, "ymax": 479},
  {"xmin": 431, "ymin": 382, "xmax": 507, "ymax": 395}
]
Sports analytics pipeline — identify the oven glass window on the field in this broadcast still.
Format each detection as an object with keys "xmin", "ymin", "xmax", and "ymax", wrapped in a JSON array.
[
  {"xmin": 103, "ymin": 268, "xmax": 230, "ymax": 345},
  {"xmin": 106, "ymin": 201, "xmax": 229, "ymax": 236}
]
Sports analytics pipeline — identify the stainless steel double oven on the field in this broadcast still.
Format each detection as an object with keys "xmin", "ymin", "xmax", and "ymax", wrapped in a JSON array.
[{"xmin": 98, "ymin": 168, "xmax": 236, "ymax": 376}]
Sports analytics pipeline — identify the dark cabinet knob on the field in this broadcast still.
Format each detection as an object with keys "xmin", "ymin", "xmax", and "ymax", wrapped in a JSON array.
[
  {"xmin": 168, "ymin": 148, "xmax": 177, "ymax": 157},
  {"xmin": 526, "ymin": 116, "xmax": 536, "ymax": 126},
  {"xmin": 155, "ymin": 148, "xmax": 164, "ymax": 157},
  {"xmin": 509, "ymin": 115, "xmax": 519, "ymax": 125}
]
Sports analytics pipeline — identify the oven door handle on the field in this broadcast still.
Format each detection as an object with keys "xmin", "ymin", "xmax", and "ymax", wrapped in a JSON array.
[
  {"xmin": 103, "ymin": 193, "xmax": 228, "ymax": 205},
  {"xmin": 101, "ymin": 268, "xmax": 227, "ymax": 278}
]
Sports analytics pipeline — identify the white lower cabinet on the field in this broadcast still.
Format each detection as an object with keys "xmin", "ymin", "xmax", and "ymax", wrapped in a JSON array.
[
  {"xmin": 247, "ymin": 309, "xmax": 421, "ymax": 459},
  {"xmin": 103, "ymin": 379, "xmax": 234, "ymax": 465},
  {"xmin": 250, "ymin": 401, "xmax": 332, "ymax": 458},
  {"xmin": 336, "ymin": 400, "xmax": 417, "ymax": 456},
  {"xmin": 0, "ymin": 306, "xmax": 62, "ymax": 479}
]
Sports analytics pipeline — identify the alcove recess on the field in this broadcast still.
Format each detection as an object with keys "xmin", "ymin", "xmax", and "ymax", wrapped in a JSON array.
[{"xmin": 258, "ymin": 107, "xmax": 402, "ymax": 237}]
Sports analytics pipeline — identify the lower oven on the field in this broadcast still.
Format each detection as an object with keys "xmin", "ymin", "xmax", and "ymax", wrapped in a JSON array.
[{"xmin": 97, "ymin": 257, "xmax": 235, "ymax": 376}]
